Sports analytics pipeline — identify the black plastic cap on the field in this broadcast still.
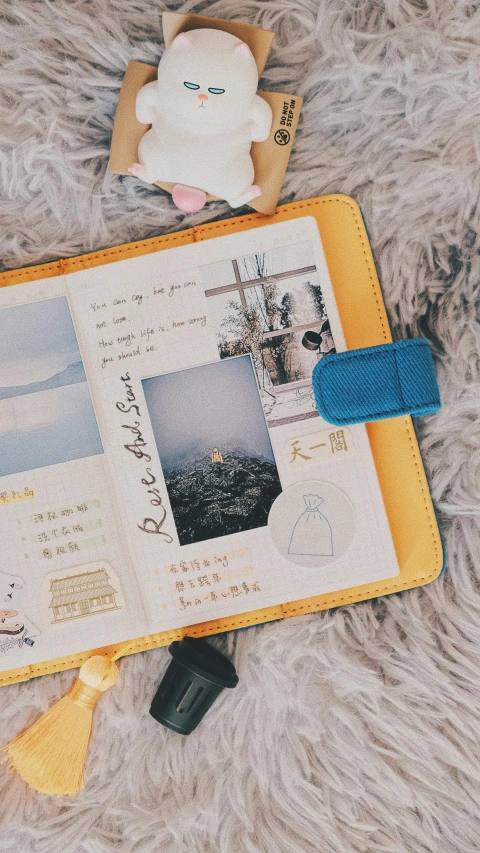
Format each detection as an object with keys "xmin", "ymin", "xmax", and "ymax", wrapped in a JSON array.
[{"xmin": 150, "ymin": 637, "xmax": 239, "ymax": 735}]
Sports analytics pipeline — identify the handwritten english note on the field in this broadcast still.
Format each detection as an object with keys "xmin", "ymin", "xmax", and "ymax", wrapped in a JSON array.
[{"xmin": 86, "ymin": 280, "xmax": 207, "ymax": 371}]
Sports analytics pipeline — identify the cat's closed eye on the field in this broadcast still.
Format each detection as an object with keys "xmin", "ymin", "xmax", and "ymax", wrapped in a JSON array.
[
  {"xmin": 208, "ymin": 88, "xmax": 225, "ymax": 95},
  {"xmin": 184, "ymin": 82, "xmax": 200, "ymax": 90}
]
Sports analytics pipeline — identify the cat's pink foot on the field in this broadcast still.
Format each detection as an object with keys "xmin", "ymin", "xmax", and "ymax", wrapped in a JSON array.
[
  {"xmin": 229, "ymin": 185, "xmax": 262, "ymax": 207},
  {"xmin": 249, "ymin": 185, "xmax": 262, "ymax": 200},
  {"xmin": 172, "ymin": 184, "xmax": 207, "ymax": 213},
  {"xmin": 127, "ymin": 162, "xmax": 144, "ymax": 179}
]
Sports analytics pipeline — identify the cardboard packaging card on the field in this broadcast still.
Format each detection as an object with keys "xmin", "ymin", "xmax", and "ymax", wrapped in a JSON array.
[{"xmin": 108, "ymin": 13, "xmax": 302, "ymax": 216}]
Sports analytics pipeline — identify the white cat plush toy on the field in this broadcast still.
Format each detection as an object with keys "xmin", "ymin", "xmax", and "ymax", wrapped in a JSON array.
[{"xmin": 128, "ymin": 28, "xmax": 273, "ymax": 212}]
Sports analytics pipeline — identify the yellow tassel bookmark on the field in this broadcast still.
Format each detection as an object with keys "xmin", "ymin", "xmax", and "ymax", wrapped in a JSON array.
[{"xmin": 5, "ymin": 648, "xmax": 129, "ymax": 796}]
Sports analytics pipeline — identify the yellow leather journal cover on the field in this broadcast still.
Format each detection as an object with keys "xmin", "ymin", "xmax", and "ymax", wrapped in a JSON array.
[{"xmin": 0, "ymin": 195, "xmax": 443, "ymax": 686}]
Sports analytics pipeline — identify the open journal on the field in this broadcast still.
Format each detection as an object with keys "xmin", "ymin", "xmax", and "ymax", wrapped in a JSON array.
[{"xmin": 0, "ymin": 214, "xmax": 402, "ymax": 673}]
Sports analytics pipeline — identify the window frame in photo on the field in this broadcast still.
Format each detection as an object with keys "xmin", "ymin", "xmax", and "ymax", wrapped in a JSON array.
[{"xmin": 204, "ymin": 258, "xmax": 324, "ymax": 391}]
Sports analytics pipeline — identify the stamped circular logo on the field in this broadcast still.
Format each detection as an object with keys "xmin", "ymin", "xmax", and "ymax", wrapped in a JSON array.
[
  {"xmin": 268, "ymin": 480, "xmax": 355, "ymax": 568},
  {"xmin": 274, "ymin": 128, "xmax": 290, "ymax": 146}
]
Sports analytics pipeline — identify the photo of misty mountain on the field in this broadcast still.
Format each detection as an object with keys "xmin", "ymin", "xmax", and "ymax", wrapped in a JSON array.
[
  {"xmin": 142, "ymin": 355, "xmax": 282, "ymax": 546},
  {"xmin": 0, "ymin": 296, "xmax": 103, "ymax": 477}
]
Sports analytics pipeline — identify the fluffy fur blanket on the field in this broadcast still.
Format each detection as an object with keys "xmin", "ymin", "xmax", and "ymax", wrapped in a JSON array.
[{"xmin": 1, "ymin": 1, "xmax": 479, "ymax": 851}]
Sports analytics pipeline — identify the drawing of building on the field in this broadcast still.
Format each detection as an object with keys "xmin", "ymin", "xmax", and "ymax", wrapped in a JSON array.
[{"xmin": 49, "ymin": 568, "xmax": 120, "ymax": 623}]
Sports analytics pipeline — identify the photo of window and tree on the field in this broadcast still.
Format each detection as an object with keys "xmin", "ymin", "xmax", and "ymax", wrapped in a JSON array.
[{"xmin": 202, "ymin": 241, "xmax": 335, "ymax": 427}]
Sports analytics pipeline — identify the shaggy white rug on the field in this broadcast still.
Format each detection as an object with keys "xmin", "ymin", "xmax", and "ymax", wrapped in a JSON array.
[{"xmin": 1, "ymin": 1, "xmax": 480, "ymax": 850}]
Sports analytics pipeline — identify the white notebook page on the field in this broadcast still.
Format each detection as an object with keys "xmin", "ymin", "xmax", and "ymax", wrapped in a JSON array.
[{"xmin": 67, "ymin": 216, "xmax": 399, "ymax": 636}]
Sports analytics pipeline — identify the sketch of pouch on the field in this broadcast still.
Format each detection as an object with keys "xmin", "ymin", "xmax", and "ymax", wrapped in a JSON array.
[{"xmin": 288, "ymin": 494, "xmax": 333, "ymax": 557}]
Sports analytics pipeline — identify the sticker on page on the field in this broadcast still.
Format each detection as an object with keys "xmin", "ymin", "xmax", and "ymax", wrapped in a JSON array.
[
  {"xmin": 43, "ymin": 561, "xmax": 125, "ymax": 626},
  {"xmin": 0, "ymin": 571, "xmax": 40, "ymax": 655},
  {"xmin": 269, "ymin": 480, "xmax": 355, "ymax": 568},
  {"xmin": 285, "ymin": 427, "xmax": 354, "ymax": 467}
]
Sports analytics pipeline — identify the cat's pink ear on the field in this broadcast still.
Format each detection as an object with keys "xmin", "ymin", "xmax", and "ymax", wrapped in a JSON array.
[
  {"xmin": 171, "ymin": 32, "xmax": 191, "ymax": 49},
  {"xmin": 234, "ymin": 41, "xmax": 252, "ymax": 58}
]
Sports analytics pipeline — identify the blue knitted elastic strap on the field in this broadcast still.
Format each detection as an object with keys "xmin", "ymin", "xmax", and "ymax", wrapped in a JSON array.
[{"xmin": 312, "ymin": 339, "xmax": 441, "ymax": 426}]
